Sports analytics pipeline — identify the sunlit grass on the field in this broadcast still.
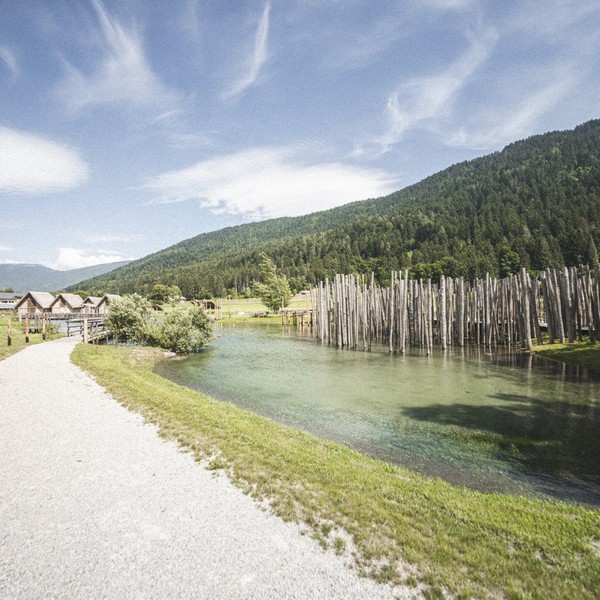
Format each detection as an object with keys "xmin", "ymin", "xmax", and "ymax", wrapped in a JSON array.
[
  {"xmin": 532, "ymin": 339, "xmax": 600, "ymax": 374},
  {"xmin": 0, "ymin": 314, "xmax": 57, "ymax": 361},
  {"xmin": 72, "ymin": 343, "xmax": 600, "ymax": 599},
  {"xmin": 216, "ymin": 294, "xmax": 312, "ymax": 318}
]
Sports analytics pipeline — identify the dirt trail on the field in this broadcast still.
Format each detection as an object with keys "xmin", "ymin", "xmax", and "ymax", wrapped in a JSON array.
[{"xmin": 0, "ymin": 337, "xmax": 412, "ymax": 599}]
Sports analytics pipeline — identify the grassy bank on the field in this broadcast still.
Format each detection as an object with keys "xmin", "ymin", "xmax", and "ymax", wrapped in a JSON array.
[
  {"xmin": 214, "ymin": 294, "xmax": 312, "ymax": 319},
  {"xmin": 0, "ymin": 314, "xmax": 56, "ymax": 361},
  {"xmin": 71, "ymin": 343, "xmax": 600, "ymax": 598},
  {"xmin": 532, "ymin": 340, "xmax": 600, "ymax": 374}
]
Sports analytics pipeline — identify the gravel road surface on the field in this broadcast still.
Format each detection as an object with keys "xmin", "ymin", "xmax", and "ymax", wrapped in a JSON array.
[{"xmin": 0, "ymin": 337, "xmax": 412, "ymax": 599}]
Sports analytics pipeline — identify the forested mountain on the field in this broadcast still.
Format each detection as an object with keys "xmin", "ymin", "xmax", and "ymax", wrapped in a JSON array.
[
  {"xmin": 0, "ymin": 261, "xmax": 130, "ymax": 292},
  {"xmin": 72, "ymin": 119, "xmax": 600, "ymax": 298}
]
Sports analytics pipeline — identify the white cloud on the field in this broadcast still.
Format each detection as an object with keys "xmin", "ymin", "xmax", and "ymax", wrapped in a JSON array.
[
  {"xmin": 223, "ymin": 2, "xmax": 271, "ymax": 99},
  {"xmin": 0, "ymin": 245, "xmax": 14, "ymax": 252},
  {"xmin": 375, "ymin": 27, "xmax": 498, "ymax": 153},
  {"xmin": 0, "ymin": 126, "xmax": 89, "ymax": 194},
  {"xmin": 82, "ymin": 233, "xmax": 143, "ymax": 244},
  {"xmin": 45, "ymin": 247, "xmax": 132, "ymax": 271},
  {"xmin": 419, "ymin": 0, "xmax": 475, "ymax": 9},
  {"xmin": 55, "ymin": 0, "xmax": 180, "ymax": 112},
  {"xmin": 0, "ymin": 220, "xmax": 21, "ymax": 229},
  {"xmin": 0, "ymin": 45, "xmax": 18, "ymax": 77},
  {"xmin": 142, "ymin": 146, "xmax": 399, "ymax": 219},
  {"xmin": 0, "ymin": 258, "xmax": 19, "ymax": 264},
  {"xmin": 446, "ymin": 69, "xmax": 579, "ymax": 149}
]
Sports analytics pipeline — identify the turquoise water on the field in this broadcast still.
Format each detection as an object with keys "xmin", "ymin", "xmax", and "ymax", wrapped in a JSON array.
[{"xmin": 154, "ymin": 322, "xmax": 600, "ymax": 506}]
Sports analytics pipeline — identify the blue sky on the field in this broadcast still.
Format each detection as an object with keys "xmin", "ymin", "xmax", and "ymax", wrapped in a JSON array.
[{"xmin": 1, "ymin": 0, "xmax": 599, "ymax": 270}]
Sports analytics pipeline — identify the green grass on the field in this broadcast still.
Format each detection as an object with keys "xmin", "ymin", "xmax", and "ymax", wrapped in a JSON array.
[
  {"xmin": 215, "ymin": 294, "xmax": 312, "ymax": 319},
  {"xmin": 71, "ymin": 343, "xmax": 600, "ymax": 599},
  {"xmin": 532, "ymin": 339, "xmax": 600, "ymax": 374},
  {"xmin": 0, "ymin": 314, "xmax": 57, "ymax": 361}
]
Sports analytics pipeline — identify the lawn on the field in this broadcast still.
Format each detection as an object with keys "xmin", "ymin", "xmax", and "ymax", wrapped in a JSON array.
[
  {"xmin": 0, "ymin": 314, "xmax": 57, "ymax": 361},
  {"xmin": 532, "ymin": 339, "xmax": 600, "ymax": 374},
  {"xmin": 214, "ymin": 294, "xmax": 312, "ymax": 319},
  {"xmin": 72, "ymin": 342, "xmax": 600, "ymax": 599}
]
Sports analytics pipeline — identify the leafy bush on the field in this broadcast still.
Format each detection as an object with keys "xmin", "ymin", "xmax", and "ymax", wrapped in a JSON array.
[
  {"xmin": 106, "ymin": 294, "xmax": 156, "ymax": 343},
  {"xmin": 156, "ymin": 305, "xmax": 212, "ymax": 353},
  {"xmin": 106, "ymin": 295, "xmax": 212, "ymax": 352}
]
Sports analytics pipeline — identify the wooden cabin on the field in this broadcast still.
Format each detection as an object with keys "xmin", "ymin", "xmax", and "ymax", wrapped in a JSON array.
[
  {"xmin": 96, "ymin": 294, "xmax": 122, "ymax": 314},
  {"xmin": 14, "ymin": 292, "xmax": 55, "ymax": 317},
  {"xmin": 83, "ymin": 296, "xmax": 102, "ymax": 313},
  {"xmin": 50, "ymin": 293, "xmax": 85, "ymax": 314}
]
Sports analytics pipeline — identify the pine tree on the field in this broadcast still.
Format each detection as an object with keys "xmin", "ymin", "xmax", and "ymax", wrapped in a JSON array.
[{"xmin": 253, "ymin": 252, "xmax": 292, "ymax": 312}]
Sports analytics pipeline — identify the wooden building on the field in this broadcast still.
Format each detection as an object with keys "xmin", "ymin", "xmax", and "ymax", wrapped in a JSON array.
[
  {"xmin": 50, "ymin": 293, "xmax": 85, "ymax": 314},
  {"xmin": 96, "ymin": 294, "xmax": 122, "ymax": 314},
  {"xmin": 14, "ymin": 292, "xmax": 55, "ymax": 317},
  {"xmin": 83, "ymin": 296, "xmax": 102, "ymax": 313}
]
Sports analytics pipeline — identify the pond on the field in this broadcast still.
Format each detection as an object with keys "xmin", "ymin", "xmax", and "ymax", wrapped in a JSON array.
[{"xmin": 154, "ymin": 322, "xmax": 600, "ymax": 507}]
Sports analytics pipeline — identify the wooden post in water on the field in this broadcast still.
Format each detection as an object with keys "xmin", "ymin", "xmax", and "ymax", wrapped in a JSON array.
[
  {"xmin": 439, "ymin": 275, "xmax": 447, "ymax": 350},
  {"xmin": 519, "ymin": 268, "xmax": 533, "ymax": 351}
]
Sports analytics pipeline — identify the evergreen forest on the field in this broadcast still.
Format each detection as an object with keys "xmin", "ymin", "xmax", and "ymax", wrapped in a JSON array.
[{"xmin": 71, "ymin": 119, "xmax": 600, "ymax": 299}]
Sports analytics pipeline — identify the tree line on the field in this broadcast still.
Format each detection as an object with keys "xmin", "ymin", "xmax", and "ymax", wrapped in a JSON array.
[{"xmin": 71, "ymin": 119, "xmax": 600, "ymax": 299}]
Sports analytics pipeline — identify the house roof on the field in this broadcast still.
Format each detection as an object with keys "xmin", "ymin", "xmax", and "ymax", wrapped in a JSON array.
[
  {"xmin": 15, "ymin": 291, "xmax": 56, "ymax": 310},
  {"xmin": 98, "ymin": 294, "xmax": 122, "ymax": 304},
  {"xmin": 0, "ymin": 292, "xmax": 23, "ymax": 300},
  {"xmin": 83, "ymin": 296, "xmax": 102, "ymax": 306},
  {"xmin": 51, "ymin": 293, "xmax": 85, "ymax": 310}
]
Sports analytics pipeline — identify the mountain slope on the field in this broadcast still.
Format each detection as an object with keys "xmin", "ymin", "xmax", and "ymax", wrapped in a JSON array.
[
  {"xmin": 0, "ymin": 261, "xmax": 130, "ymax": 292},
  {"xmin": 73, "ymin": 119, "xmax": 600, "ymax": 297}
]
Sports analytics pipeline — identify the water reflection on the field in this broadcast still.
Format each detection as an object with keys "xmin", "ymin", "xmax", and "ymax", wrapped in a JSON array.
[{"xmin": 154, "ymin": 322, "xmax": 600, "ymax": 507}]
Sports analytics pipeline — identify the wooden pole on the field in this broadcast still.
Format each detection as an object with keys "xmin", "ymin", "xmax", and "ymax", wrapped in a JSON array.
[
  {"xmin": 7, "ymin": 318, "xmax": 11, "ymax": 346},
  {"xmin": 25, "ymin": 315, "xmax": 30, "ymax": 343}
]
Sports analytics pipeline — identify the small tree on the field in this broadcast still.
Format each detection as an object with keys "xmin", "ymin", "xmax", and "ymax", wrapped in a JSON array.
[
  {"xmin": 157, "ymin": 305, "xmax": 212, "ymax": 353},
  {"xmin": 106, "ymin": 294, "xmax": 156, "ymax": 344},
  {"xmin": 253, "ymin": 252, "xmax": 292, "ymax": 312},
  {"xmin": 149, "ymin": 284, "xmax": 181, "ymax": 304}
]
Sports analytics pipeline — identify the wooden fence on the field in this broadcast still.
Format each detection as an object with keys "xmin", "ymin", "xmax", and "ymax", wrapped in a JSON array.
[{"xmin": 312, "ymin": 266, "xmax": 600, "ymax": 352}]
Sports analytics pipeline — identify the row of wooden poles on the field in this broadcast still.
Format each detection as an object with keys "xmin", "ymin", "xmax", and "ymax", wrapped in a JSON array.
[{"xmin": 311, "ymin": 265, "xmax": 600, "ymax": 353}]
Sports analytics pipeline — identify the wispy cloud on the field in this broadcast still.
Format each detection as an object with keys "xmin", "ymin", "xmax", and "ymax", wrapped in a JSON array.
[
  {"xmin": 0, "ymin": 221, "xmax": 22, "ymax": 230},
  {"xmin": 223, "ymin": 2, "xmax": 271, "ymax": 99},
  {"xmin": 444, "ymin": 2, "xmax": 600, "ymax": 149},
  {"xmin": 82, "ymin": 233, "xmax": 143, "ymax": 244},
  {"xmin": 0, "ymin": 126, "xmax": 89, "ymax": 194},
  {"xmin": 446, "ymin": 67, "xmax": 579, "ymax": 149},
  {"xmin": 374, "ymin": 27, "xmax": 497, "ymax": 154},
  {"xmin": 419, "ymin": 0, "xmax": 475, "ymax": 9},
  {"xmin": 55, "ymin": 0, "xmax": 180, "ymax": 112},
  {"xmin": 0, "ymin": 45, "xmax": 18, "ymax": 77},
  {"xmin": 0, "ymin": 245, "xmax": 14, "ymax": 252},
  {"xmin": 142, "ymin": 146, "xmax": 399, "ymax": 219},
  {"xmin": 44, "ymin": 247, "xmax": 133, "ymax": 271}
]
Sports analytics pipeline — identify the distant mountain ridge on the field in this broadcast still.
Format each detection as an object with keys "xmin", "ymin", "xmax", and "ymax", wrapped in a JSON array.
[
  {"xmin": 73, "ymin": 119, "xmax": 600, "ymax": 298},
  {"xmin": 0, "ymin": 261, "xmax": 130, "ymax": 292}
]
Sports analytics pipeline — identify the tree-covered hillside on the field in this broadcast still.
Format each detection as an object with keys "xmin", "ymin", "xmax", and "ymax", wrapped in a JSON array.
[{"xmin": 73, "ymin": 119, "xmax": 600, "ymax": 298}]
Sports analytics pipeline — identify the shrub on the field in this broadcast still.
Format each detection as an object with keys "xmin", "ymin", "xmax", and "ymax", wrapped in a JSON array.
[
  {"xmin": 156, "ymin": 305, "xmax": 212, "ymax": 353},
  {"xmin": 106, "ymin": 294, "xmax": 157, "ymax": 344},
  {"xmin": 106, "ymin": 296, "xmax": 212, "ymax": 352}
]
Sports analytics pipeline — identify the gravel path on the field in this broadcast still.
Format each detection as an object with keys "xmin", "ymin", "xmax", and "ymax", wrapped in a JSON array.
[{"xmin": 0, "ymin": 337, "xmax": 411, "ymax": 599}]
